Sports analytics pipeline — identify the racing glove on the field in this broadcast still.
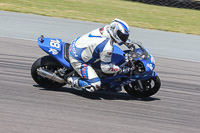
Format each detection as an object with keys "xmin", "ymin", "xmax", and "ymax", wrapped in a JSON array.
[
  {"xmin": 125, "ymin": 39, "xmax": 135, "ymax": 51},
  {"xmin": 118, "ymin": 66, "xmax": 130, "ymax": 74}
]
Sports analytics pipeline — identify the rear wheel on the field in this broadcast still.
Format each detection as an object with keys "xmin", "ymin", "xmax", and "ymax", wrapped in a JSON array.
[
  {"xmin": 124, "ymin": 76, "xmax": 161, "ymax": 98},
  {"xmin": 31, "ymin": 56, "xmax": 66, "ymax": 89}
]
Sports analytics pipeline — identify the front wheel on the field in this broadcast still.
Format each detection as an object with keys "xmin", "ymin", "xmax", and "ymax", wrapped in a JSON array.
[
  {"xmin": 124, "ymin": 76, "xmax": 161, "ymax": 98},
  {"xmin": 31, "ymin": 56, "xmax": 66, "ymax": 89}
]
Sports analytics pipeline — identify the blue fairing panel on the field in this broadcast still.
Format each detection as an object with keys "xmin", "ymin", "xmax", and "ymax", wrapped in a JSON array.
[
  {"xmin": 37, "ymin": 37, "xmax": 72, "ymax": 69},
  {"xmin": 92, "ymin": 45, "xmax": 125, "ymax": 69},
  {"xmin": 111, "ymin": 45, "xmax": 126, "ymax": 65}
]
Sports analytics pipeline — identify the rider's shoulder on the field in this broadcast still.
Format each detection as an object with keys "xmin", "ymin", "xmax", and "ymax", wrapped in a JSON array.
[{"xmin": 86, "ymin": 26, "xmax": 110, "ymax": 39}]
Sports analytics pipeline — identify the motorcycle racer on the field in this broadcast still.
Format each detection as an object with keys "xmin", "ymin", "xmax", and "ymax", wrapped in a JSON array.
[{"xmin": 67, "ymin": 18, "xmax": 131, "ymax": 92}]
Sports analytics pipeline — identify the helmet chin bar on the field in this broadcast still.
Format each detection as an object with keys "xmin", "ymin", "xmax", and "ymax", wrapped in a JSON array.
[
  {"xmin": 110, "ymin": 36, "xmax": 117, "ymax": 43},
  {"xmin": 110, "ymin": 35, "xmax": 124, "ymax": 45},
  {"xmin": 115, "ymin": 35, "xmax": 124, "ymax": 45}
]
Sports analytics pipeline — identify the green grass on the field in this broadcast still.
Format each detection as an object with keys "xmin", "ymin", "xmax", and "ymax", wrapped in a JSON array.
[{"xmin": 0, "ymin": 0, "xmax": 200, "ymax": 35}]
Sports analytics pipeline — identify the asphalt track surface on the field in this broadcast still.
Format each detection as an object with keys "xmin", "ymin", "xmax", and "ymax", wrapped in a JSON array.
[{"xmin": 0, "ymin": 36, "xmax": 200, "ymax": 133}]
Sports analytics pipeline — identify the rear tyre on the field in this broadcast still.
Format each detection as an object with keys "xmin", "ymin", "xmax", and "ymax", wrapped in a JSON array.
[
  {"xmin": 31, "ymin": 56, "xmax": 66, "ymax": 89},
  {"xmin": 124, "ymin": 76, "xmax": 161, "ymax": 98}
]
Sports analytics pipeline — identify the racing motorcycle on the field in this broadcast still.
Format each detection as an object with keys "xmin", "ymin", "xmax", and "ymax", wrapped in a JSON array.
[{"xmin": 31, "ymin": 35, "xmax": 161, "ymax": 98}]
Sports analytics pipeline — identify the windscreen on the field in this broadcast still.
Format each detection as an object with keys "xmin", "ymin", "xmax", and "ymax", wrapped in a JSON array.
[{"xmin": 131, "ymin": 42, "xmax": 150, "ymax": 60}]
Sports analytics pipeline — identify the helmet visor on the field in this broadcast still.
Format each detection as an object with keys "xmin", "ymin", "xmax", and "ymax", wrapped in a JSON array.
[{"xmin": 117, "ymin": 30, "xmax": 129, "ymax": 42}]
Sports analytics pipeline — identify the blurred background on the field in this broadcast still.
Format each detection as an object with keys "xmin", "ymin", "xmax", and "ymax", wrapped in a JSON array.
[{"xmin": 0, "ymin": 0, "xmax": 199, "ymax": 35}]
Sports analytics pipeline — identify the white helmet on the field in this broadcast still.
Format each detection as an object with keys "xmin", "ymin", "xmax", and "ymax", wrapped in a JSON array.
[{"xmin": 109, "ymin": 18, "xmax": 130, "ymax": 45}]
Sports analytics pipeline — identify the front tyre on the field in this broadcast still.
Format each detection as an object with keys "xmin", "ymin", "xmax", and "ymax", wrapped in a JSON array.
[
  {"xmin": 124, "ymin": 76, "xmax": 161, "ymax": 98},
  {"xmin": 31, "ymin": 56, "xmax": 66, "ymax": 89}
]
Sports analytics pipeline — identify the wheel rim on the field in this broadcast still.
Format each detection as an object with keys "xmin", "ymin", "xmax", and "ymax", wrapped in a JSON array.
[
  {"xmin": 129, "ymin": 79, "xmax": 155, "ymax": 92},
  {"xmin": 143, "ymin": 79, "xmax": 155, "ymax": 91}
]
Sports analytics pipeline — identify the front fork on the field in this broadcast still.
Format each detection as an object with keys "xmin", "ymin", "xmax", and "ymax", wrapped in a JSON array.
[{"xmin": 137, "ymin": 80, "xmax": 144, "ymax": 91}]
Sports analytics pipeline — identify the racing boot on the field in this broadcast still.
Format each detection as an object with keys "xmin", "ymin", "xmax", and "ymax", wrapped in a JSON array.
[
  {"xmin": 66, "ymin": 77, "xmax": 82, "ymax": 91},
  {"xmin": 67, "ymin": 77, "xmax": 95, "ymax": 92},
  {"xmin": 83, "ymin": 85, "xmax": 95, "ymax": 92}
]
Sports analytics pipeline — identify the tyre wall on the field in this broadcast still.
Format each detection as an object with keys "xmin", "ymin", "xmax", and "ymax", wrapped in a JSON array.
[{"xmin": 130, "ymin": 0, "xmax": 200, "ymax": 10}]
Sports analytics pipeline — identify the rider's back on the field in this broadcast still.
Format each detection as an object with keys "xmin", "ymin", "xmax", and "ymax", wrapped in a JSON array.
[{"xmin": 69, "ymin": 26, "xmax": 113, "ymax": 64}]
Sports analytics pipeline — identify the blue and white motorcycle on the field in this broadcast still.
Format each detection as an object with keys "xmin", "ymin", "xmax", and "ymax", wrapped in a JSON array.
[{"xmin": 31, "ymin": 35, "xmax": 161, "ymax": 98}]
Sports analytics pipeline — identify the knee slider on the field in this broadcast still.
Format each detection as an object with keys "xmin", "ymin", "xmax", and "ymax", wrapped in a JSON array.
[{"xmin": 90, "ymin": 81, "xmax": 101, "ymax": 90}]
